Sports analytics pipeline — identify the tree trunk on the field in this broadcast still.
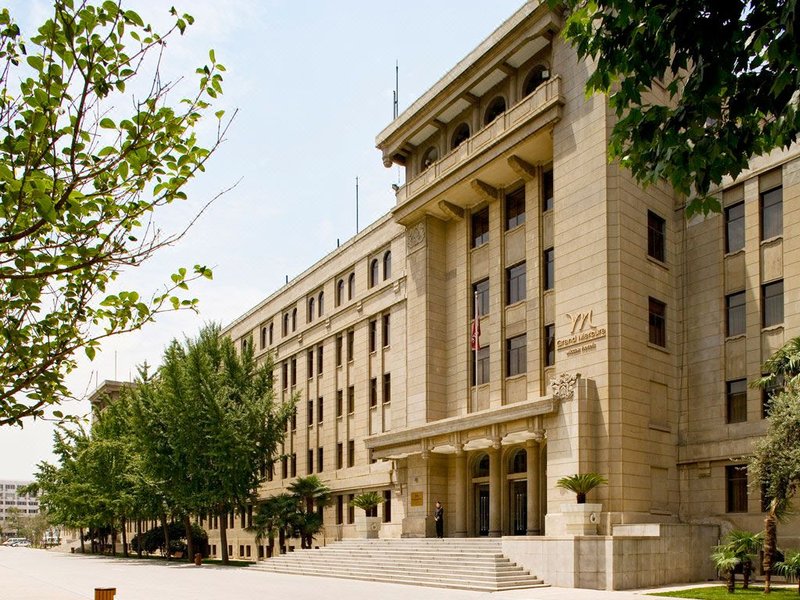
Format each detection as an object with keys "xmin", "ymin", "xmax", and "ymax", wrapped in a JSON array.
[
  {"xmin": 121, "ymin": 517, "xmax": 128, "ymax": 558},
  {"xmin": 136, "ymin": 519, "xmax": 142, "ymax": 558},
  {"xmin": 727, "ymin": 570, "xmax": 735, "ymax": 593},
  {"xmin": 219, "ymin": 508, "xmax": 229, "ymax": 565},
  {"xmin": 183, "ymin": 514, "xmax": 194, "ymax": 563},
  {"xmin": 279, "ymin": 526, "xmax": 286, "ymax": 554},
  {"xmin": 742, "ymin": 560, "xmax": 750, "ymax": 589},
  {"xmin": 79, "ymin": 527, "xmax": 85, "ymax": 553},
  {"xmin": 161, "ymin": 513, "xmax": 171, "ymax": 560},
  {"xmin": 764, "ymin": 512, "xmax": 777, "ymax": 594},
  {"xmin": 111, "ymin": 519, "xmax": 117, "ymax": 556},
  {"xmin": 268, "ymin": 531, "xmax": 274, "ymax": 558}
]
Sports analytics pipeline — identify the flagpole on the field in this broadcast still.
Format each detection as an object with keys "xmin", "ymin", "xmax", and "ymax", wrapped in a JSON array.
[{"xmin": 473, "ymin": 290, "xmax": 478, "ymax": 412}]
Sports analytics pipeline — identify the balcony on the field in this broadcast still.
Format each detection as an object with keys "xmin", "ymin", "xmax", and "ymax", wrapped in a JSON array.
[{"xmin": 394, "ymin": 76, "xmax": 564, "ymax": 210}]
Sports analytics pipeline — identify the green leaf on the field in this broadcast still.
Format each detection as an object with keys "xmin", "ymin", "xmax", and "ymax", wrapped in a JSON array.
[{"xmin": 99, "ymin": 118, "xmax": 116, "ymax": 129}]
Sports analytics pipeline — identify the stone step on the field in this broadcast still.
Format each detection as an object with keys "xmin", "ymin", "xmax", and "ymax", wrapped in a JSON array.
[
  {"xmin": 259, "ymin": 559, "xmax": 526, "ymax": 576},
  {"xmin": 303, "ymin": 549, "xmax": 509, "ymax": 560}
]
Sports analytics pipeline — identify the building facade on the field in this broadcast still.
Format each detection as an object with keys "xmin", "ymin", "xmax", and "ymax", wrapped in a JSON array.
[
  {"xmin": 0, "ymin": 480, "xmax": 39, "ymax": 538},
  {"xmin": 194, "ymin": 0, "xmax": 799, "ymax": 588}
]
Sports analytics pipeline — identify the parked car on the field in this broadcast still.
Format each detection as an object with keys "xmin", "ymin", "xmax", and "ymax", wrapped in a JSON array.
[{"xmin": 2, "ymin": 538, "xmax": 31, "ymax": 547}]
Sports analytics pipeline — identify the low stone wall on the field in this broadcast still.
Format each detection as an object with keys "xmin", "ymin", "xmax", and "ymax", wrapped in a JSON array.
[{"xmin": 501, "ymin": 523, "xmax": 719, "ymax": 590}]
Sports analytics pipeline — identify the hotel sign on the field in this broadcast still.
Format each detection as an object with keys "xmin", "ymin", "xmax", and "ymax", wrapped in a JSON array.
[{"xmin": 557, "ymin": 310, "xmax": 606, "ymax": 356}]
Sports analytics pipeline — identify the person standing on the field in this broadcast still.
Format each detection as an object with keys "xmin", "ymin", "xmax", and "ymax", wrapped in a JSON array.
[{"xmin": 434, "ymin": 500, "xmax": 444, "ymax": 538}]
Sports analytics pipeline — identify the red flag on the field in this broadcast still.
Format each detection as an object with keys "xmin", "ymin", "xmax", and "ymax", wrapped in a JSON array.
[{"xmin": 471, "ymin": 310, "xmax": 481, "ymax": 350}]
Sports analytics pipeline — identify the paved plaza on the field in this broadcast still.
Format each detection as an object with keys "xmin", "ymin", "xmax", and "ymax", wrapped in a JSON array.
[{"xmin": 0, "ymin": 547, "xmax": 716, "ymax": 600}]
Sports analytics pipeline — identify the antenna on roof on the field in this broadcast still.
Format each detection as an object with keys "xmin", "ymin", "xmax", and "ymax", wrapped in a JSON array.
[
  {"xmin": 393, "ymin": 60, "xmax": 399, "ymax": 119},
  {"xmin": 355, "ymin": 176, "xmax": 360, "ymax": 234}
]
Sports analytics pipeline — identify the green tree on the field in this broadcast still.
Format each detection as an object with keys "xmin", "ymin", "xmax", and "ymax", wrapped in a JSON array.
[
  {"xmin": 553, "ymin": 0, "xmax": 800, "ymax": 216},
  {"xmin": 249, "ymin": 493, "xmax": 298, "ymax": 558},
  {"xmin": 288, "ymin": 475, "xmax": 332, "ymax": 549},
  {"xmin": 0, "ymin": 0, "xmax": 231, "ymax": 427}
]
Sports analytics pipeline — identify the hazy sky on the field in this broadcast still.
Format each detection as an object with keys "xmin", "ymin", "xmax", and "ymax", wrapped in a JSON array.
[{"xmin": 1, "ymin": 0, "xmax": 525, "ymax": 479}]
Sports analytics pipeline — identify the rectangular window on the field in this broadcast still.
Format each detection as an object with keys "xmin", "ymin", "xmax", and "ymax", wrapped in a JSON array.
[
  {"xmin": 725, "ymin": 202, "xmax": 744, "ymax": 253},
  {"xmin": 348, "ymin": 440, "xmax": 355, "ymax": 468},
  {"xmin": 369, "ymin": 377, "xmax": 378, "ymax": 408},
  {"xmin": 317, "ymin": 447, "xmax": 324, "ymax": 472},
  {"xmin": 336, "ymin": 335, "xmax": 343, "ymax": 367},
  {"xmin": 347, "ymin": 386, "xmax": 355, "ymax": 414},
  {"xmin": 542, "ymin": 169, "xmax": 554, "ymax": 212},
  {"xmin": 307, "ymin": 449, "xmax": 314, "ymax": 474},
  {"xmin": 726, "ymin": 465, "xmax": 748, "ymax": 513},
  {"xmin": 473, "ymin": 346, "xmax": 490, "ymax": 386},
  {"xmin": 337, "ymin": 496, "xmax": 344, "ymax": 524},
  {"xmin": 290, "ymin": 453, "xmax": 297, "ymax": 477},
  {"xmin": 544, "ymin": 323, "xmax": 555, "ymax": 367},
  {"xmin": 337, "ymin": 442, "xmax": 343, "ymax": 470},
  {"xmin": 307, "ymin": 399, "xmax": 313, "ymax": 427},
  {"xmin": 762, "ymin": 280, "xmax": 783, "ymax": 327},
  {"xmin": 317, "ymin": 397, "xmax": 324, "ymax": 424},
  {"xmin": 505, "ymin": 187, "xmax": 525, "ymax": 230},
  {"xmin": 383, "ymin": 373, "xmax": 391, "ymax": 404},
  {"xmin": 347, "ymin": 330, "xmax": 354, "ymax": 361},
  {"xmin": 473, "ymin": 278, "xmax": 489, "ymax": 317},
  {"xmin": 543, "ymin": 248, "xmax": 554, "ymax": 291},
  {"xmin": 369, "ymin": 319, "xmax": 377, "ymax": 352},
  {"xmin": 506, "ymin": 334, "xmax": 527, "ymax": 377},
  {"xmin": 506, "ymin": 262, "xmax": 526, "ymax": 305},
  {"xmin": 383, "ymin": 490, "xmax": 392, "ymax": 523},
  {"xmin": 761, "ymin": 186, "xmax": 783, "ymax": 240},
  {"xmin": 347, "ymin": 494, "xmax": 355, "ymax": 523},
  {"xmin": 726, "ymin": 292, "xmax": 746, "ymax": 337},
  {"xmin": 307, "ymin": 349, "xmax": 314, "ymax": 379},
  {"xmin": 382, "ymin": 314, "xmax": 390, "ymax": 347},
  {"xmin": 281, "ymin": 456, "xmax": 288, "ymax": 479},
  {"xmin": 648, "ymin": 297, "xmax": 666, "ymax": 347},
  {"xmin": 282, "ymin": 363, "xmax": 288, "ymax": 390},
  {"xmin": 290, "ymin": 357, "xmax": 297, "ymax": 387},
  {"xmin": 317, "ymin": 345, "xmax": 324, "ymax": 374},
  {"xmin": 291, "ymin": 407, "xmax": 297, "ymax": 431},
  {"xmin": 336, "ymin": 390, "xmax": 343, "ymax": 418},
  {"xmin": 726, "ymin": 379, "xmax": 747, "ymax": 424},
  {"xmin": 471, "ymin": 207, "xmax": 489, "ymax": 248},
  {"xmin": 647, "ymin": 210, "xmax": 666, "ymax": 262}
]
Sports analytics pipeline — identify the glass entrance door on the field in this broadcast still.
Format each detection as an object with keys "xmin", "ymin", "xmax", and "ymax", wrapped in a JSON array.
[
  {"xmin": 511, "ymin": 480, "xmax": 527, "ymax": 535},
  {"xmin": 476, "ymin": 484, "xmax": 489, "ymax": 536}
]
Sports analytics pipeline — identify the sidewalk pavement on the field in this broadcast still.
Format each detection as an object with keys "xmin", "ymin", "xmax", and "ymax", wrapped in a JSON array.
[{"xmin": 0, "ymin": 547, "xmax": 714, "ymax": 600}]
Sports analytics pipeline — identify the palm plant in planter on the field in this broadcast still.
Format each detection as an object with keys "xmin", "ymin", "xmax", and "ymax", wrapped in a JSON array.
[
  {"xmin": 775, "ymin": 550, "xmax": 800, "ymax": 595},
  {"xmin": 721, "ymin": 530, "xmax": 763, "ymax": 589},
  {"xmin": 351, "ymin": 492, "xmax": 384, "ymax": 539},
  {"xmin": 556, "ymin": 473, "xmax": 608, "ymax": 504},
  {"xmin": 711, "ymin": 546, "xmax": 740, "ymax": 594}
]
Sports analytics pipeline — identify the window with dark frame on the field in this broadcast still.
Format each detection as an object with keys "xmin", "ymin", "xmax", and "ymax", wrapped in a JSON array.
[
  {"xmin": 347, "ymin": 493, "xmax": 355, "ymax": 523},
  {"xmin": 336, "ymin": 279, "xmax": 344, "ymax": 307},
  {"xmin": 369, "ymin": 319, "xmax": 377, "ymax": 352},
  {"xmin": 318, "ymin": 291, "xmax": 324, "ymax": 317},
  {"xmin": 760, "ymin": 186, "xmax": 783, "ymax": 241},
  {"xmin": 290, "ymin": 453, "xmax": 297, "ymax": 477},
  {"xmin": 726, "ymin": 292, "xmax": 746, "ymax": 337},
  {"xmin": 506, "ymin": 334, "xmax": 527, "ymax": 377},
  {"xmin": 336, "ymin": 335, "xmax": 343, "ymax": 366},
  {"xmin": 473, "ymin": 346, "xmax": 490, "ymax": 385},
  {"xmin": 383, "ymin": 251, "xmax": 392, "ymax": 280},
  {"xmin": 348, "ymin": 440, "xmax": 355, "ymax": 468},
  {"xmin": 505, "ymin": 187, "xmax": 526, "ymax": 230},
  {"xmin": 543, "ymin": 248, "xmax": 554, "ymax": 291},
  {"xmin": 291, "ymin": 407, "xmax": 296, "ymax": 431},
  {"xmin": 726, "ymin": 465, "xmax": 748, "ymax": 513},
  {"xmin": 281, "ymin": 456, "xmax": 288, "ymax": 479},
  {"xmin": 308, "ymin": 297, "xmax": 315, "ymax": 323},
  {"xmin": 647, "ymin": 210, "xmax": 666, "ymax": 262},
  {"xmin": 382, "ymin": 314, "xmax": 391, "ymax": 347},
  {"xmin": 369, "ymin": 259, "xmax": 379, "ymax": 288},
  {"xmin": 307, "ymin": 399, "xmax": 313, "ymax": 427},
  {"xmin": 307, "ymin": 349, "xmax": 314, "ymax": 379},
  {"xmin": 281, "ymin": 363, "xmax": 288, "ymax": 390},
  {"xmin": 383, "ymin": 373, "xmax": 391, "ymax": 403},
  {"xmin": 762, "ymin": 280, "xmax": 784, "ymax": 327},
  {"xmin": 383, "ymin": 490, "xmax": 392, "ymax": 523},
  {"xmin": 506, "ymin": 262, "xmax": 526, "ymax": 305},
  {"xmin": 337, "ymin": 443, "xmax": 343, "ymax": 470},
  {"xmin": 648, "ymin": 298, "xmax": 666, "ymax": 347},
  {"xmin": 317, "ymin": 345, "xmax": 324, "ymax": 374},
  {"xmin": 347, "ymin": 386, "xmax": 355, "ymax": 414},
  {"xmin": 307, "ymin": 449, "xmax": 314, "ymax": 474},
  {"xmin": 726, "ymin": 379, "xmax": 747, "ymax": 424},
  {"xmin": 545, "ymin": 323, "xmax": 555, "ymax": 367},
  {"xmin": 725, "ymin": 202, "xmax": 744, "ymax": 253},
  {"xmin": 369, "ymin": 377, "xmax": 378, "ymax": 408},
  {"xmin": 347, "ymin": 330, "xmax": 354, "ymax": 361},
  {"xmin": 473, "ymin": 278, "xmax": 489, "ymax": 317},
  {"xmin": 317, "ymin": 447, "xmax": 323, "ymax": 472},
  {"xmin": 348, "ymin": 273, "xmax": 356, "ymax": 300},
  {"xmin": 317, "ymin": 397, "xmax": 324, "ymax": 424},
  {"xmin": 290, "ymin": 356, "xmax": 297, "ymax": 386},
  {"xmin": 471, "ymin": 207, "xmax": 489, "ymax": 248},
  {"xmin": 542, "ymin": 169, "xmax": 554, "ymax": 212}
]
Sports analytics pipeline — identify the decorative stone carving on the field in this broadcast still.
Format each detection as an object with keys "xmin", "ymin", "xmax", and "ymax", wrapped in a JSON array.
[
  {"xmin": 551, "ymin": 372, "xmax": 580, "ymax": 402},
  {"xmin": 406, "ymin": 220, "xmax": 426, "ymax": 251}
]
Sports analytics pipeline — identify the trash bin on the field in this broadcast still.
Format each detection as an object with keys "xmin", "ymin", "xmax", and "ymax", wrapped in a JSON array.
[
  {"xmin": 194, "ymin": 553, "xmax": 202, "ymax": 566},
  {"xmin": 94, "ymin": 588, "xmax": 116, "ymax": 600}
]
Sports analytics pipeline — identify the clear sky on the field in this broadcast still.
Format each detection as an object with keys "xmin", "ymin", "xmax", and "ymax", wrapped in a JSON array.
[{"xmin": 1, "ymin": 0, "xmax": 525, "ymax": 479}]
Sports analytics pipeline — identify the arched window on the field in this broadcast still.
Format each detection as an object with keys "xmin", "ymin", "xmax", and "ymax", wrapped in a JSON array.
[
  {"xmin": 522, "ymin": 64, "xmax": 549, "ymax": 97},
  {"xmin": 369, "ymin": 259, "xmax": 379, "ymax": 288},
  {"xmin": 451, "ymin": 123, "xmax": 470, "ymax": 149},
  {"xmin": 282, "ymin": 314, "xmax": 289, "ymax": 337},
  {"xmin": 348, "ymin": 272, "xmax": 355, "ymax": 300},
  {"xmin": 336, "ymin": 279, "xmax": 345, "ymax": 307},
  {"xmin": 509, "ymin": 449, "xmax": 527, "ymax": 474},
  {"xmin": 261, "ymin": 327, "xmax": 267, "ymax": 349},
  {"xmin": 484, "ymin": 96, "xmax": 506, "ymax": 125},
  {"xmin": 318, "ymin": 291, "xmax": 324, "ymax": 317},
  {"xmin": 421, "ymin": 146, "xmax": 439, "ymax": 171},
  {"xmin": 308, "ymin": 297, "xmax": 315, "ymax": 322},
  {"xmin": 291, "ymin": 308, "xmax": 297, "ymax": 332},
  {"xmin": 474, "ymin": 454, "xmax": 490, "ymax": 478},
  {"xmin": 383, "ymin": 251, "xmax": 392, "ymax": 280},
  {"xmin": 268, "ymin": 323, "xmax": 273, "ymax": 345}
]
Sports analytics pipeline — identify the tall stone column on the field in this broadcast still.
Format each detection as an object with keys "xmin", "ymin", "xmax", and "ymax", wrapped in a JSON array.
[
  {"xmin": 488, "ymin": 442, "xmax": 502, "ymax": 537},
  {"xmin": 526, "ymin": 435, "xmax": 542, "ymax": 535},
  {"xmin": 454, "ymin": 445, "xmax": 467, "ymax": 537}
]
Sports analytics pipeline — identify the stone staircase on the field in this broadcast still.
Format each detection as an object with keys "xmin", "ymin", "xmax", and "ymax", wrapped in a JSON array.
[{"xmin": 249, "ymin": 538, "xmax": 547, "ymax": 591}]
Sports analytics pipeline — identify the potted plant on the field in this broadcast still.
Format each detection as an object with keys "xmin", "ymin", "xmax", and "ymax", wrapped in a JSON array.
[
  {"xmin": 350, "ymin": 492, "xmax": 384, "ymax": 539},
  {"xmin": 556, "ymin": 473, "xmax": 607, "ymax": 535}
]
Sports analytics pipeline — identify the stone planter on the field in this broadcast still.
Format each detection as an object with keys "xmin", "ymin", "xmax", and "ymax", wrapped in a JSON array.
[
  {"xmin": 354, "ymin": 514, "xmax": 381, "ymax": 539},
  {"xmin": 561, "ymin": 503, "xmax": 602, "ymax": 535}
]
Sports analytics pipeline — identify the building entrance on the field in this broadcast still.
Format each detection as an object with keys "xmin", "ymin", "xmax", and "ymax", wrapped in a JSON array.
[
  {"xmin": 511, "ymin": 480, "xmax": 527, "ymax": 535},
  {"xmin": 476, "ymin": 484, "xmax": 489, "ymax": 536}
]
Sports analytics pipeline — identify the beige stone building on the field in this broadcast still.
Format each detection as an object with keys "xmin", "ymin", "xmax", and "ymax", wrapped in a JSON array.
[{"xmin": 208, "ymin": 0, "xmax": 799, "ymax": 588}]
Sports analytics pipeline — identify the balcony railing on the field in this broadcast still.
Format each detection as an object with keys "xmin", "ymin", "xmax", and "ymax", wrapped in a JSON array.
[{"xmin": 395, "ymin": 75, "xmax": 563, "ymax": 207}]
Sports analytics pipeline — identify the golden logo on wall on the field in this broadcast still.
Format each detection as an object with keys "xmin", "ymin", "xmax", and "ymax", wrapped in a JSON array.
[
  {"xmin": 557, "ymin": 309, "xmax": 606, "ymax": 354},
  {"xmin": 410, "ymin": 492, "xmax": 424, "ymax": 507}
]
